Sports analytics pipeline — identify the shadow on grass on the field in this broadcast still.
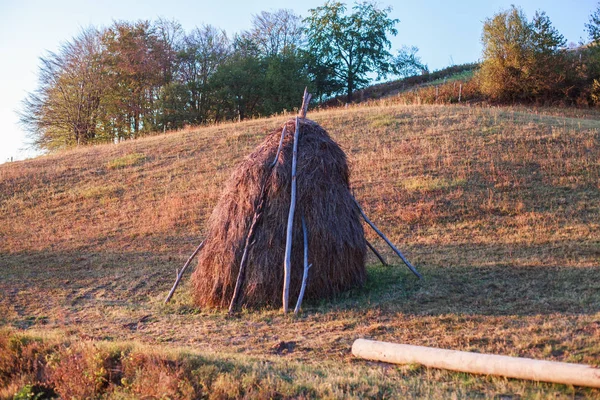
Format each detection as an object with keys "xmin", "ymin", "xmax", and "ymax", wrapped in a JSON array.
[
  {"xmin": 1, "ymin": 247, "xmax": 599, "ymax": 319},
  {"xmin": 323, "ymin": 262, "xmax": 600, "ymax": 317}
]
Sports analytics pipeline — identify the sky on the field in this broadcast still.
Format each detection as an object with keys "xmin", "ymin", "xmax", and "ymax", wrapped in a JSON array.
[{"xmin": 0, "ymin": 0, "xmax": 597, "ymax": 163}]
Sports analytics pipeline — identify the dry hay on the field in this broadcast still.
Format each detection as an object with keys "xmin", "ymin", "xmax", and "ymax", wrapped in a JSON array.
[{"xmin": 191, "ymin": 118, "xmax": 366, "ymax": 308}]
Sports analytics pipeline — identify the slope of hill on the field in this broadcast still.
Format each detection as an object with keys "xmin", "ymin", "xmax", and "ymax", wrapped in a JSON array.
[
  {"xmin": 1, "ymin": 103, "xmax": 599, "ymax": 398},
  {"xmin": 322, "ymin": 63, "xmax": 479, "ymax": 106}
]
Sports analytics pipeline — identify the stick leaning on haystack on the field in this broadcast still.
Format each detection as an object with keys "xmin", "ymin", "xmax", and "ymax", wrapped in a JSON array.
[{"xmin": 164, "ymin": 241, "xmax": 204, "ymax": 304}]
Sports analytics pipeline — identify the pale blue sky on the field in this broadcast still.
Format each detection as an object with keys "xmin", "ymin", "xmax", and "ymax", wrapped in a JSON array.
[{"xmin": 0, "ymin": 0, "xmax": 596, "ymax": 163}]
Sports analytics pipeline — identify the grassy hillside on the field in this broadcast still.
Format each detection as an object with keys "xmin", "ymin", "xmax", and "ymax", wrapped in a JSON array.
[
  {"xmin": 1, "ymin": 103, "xmax": 599, "ymax": 398},
  {"xmin": 322, "ymin": 63, "xmax": 479, "ymax": 106}
]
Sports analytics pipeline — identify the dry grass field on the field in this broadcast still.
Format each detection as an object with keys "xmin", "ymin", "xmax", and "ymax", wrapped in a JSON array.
[{"xmin": 1, "ymin": 103, "xmax": 599, "ymax": 398}]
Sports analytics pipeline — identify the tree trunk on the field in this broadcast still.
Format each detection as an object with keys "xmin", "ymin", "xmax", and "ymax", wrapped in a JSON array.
[{"xmin": 347, "ymin": 77, "xmax": 354, "ymax": 103}]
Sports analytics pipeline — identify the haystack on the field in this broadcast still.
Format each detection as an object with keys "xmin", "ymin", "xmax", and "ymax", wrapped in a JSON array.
[{"xmin": 190, "ymin": 118, "xmax": 367, "ymax": 309}]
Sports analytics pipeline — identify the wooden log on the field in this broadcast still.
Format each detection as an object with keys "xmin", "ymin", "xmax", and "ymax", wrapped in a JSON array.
[
  {"xmin": 283, "ymin": 116, "xmax": 300, "ymax": 313},
  {"xmin": 352, "ymin": 339, "xmax": 600, "ymax": 388},
  {"xmin": 366, "ymin": 239, "xmax": 387, "ymax": 266},
  {"xmin": 294, "ymin": 215, "xmax": 311, "ymax": 314},
  {"xmin": 353, "ymin": 197, "xmax": 422, "ymax": 279},
  {"xmin": 164, "ymin": 240, "xmax": 205, "ymax": 303}
]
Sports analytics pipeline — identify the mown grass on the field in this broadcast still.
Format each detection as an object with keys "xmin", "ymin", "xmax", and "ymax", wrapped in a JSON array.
[{"xmin": 0, "ymin": 103, "xmax": 599, "ymax": 398}]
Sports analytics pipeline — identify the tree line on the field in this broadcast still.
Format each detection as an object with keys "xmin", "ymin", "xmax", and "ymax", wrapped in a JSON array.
[
  {"xmin": 21, "ymin": 1, "xmax": 425, "ymax": 151},
  {"xmin": 24, "ymin": 2, "xmax": 599, "ymax": 153}
]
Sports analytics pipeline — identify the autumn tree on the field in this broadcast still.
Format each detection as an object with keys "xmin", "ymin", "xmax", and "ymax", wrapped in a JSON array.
[
  {"xmin": 478, "ymin": 6, "xmax": 533, "ymax": 101},
  {"xmin": 20, "ymin": 28, "xmax": 107, "ymax": 150},
  {"xmin": 245, "ymin": 9, "xmax": 304, "ymax": 56},
  {"xmin": 101, "ymin": 20, "xmax": 177, "ymax": 140},
  {"xmin": 479, "ymin": 6, "xmax": 567, "ymax": 102},
  {"xmin": 304, "ymin": 1, "xmax": 398, "ymax": 102}
]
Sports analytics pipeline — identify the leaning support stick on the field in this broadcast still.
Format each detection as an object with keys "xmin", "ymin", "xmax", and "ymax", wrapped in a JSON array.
[
  {"xmin": 294, "ymin": 215, "xmax": 311, "ymax": 314},
  {"xmin": 164, "ymin": 240, "xmax": 205, "ymax": 303},
  {"xmin": 352, "ymin": 339, "xmax": 600, "ymax": 388},
  {"xmin": 353, "ymin": 197, "xmax": 422, "ymax": 279},
  {"xmin": 270, "ymin": 125, "xmax": 287, "ymax": 168},
  {"xmin": 283, "ymin": 117, "xmax": 300, "ymax": 313},
  {"xmin": 228, "ymin": 184, "xmax": 267, "ymax": 313},
  {"xmin": 366, "ymin": 239, "xmax": 387, "ymax": 266},
  {"xmin": 229, "ymin": 126, "xmax": 288, "ymax": 313}
]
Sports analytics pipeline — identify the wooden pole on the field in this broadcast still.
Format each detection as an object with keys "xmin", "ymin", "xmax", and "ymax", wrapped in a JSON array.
[
  {"xmin": 228, "ymin": 187, "xmax": 266, "ymax": 313},
  {"xmin": 353, "ymin": 197, "xmax": 421, "ymax": 279},
  {"xmin": 164, "ymin": 240, "xmax": 205, "ymax": 303},
  {"xmin": 283, "ymin": 116, "xmax": 300, "ymax": 313},
  {"xmin": 352, "ymin": 339, "xmax": 600, "ymax": 389},
  {"xmin": 229, "ymin": 126, "xmax": 288, "ymax": 313},
  {"xmin": 366, "ymin": 239, "xmax": 387, "ymax": 266},
  {"xmin": 298, "ymin": 87, "xmax": 312, "ymax": 119},
  {"xmin": 294, "ymin": 215, "xmax": 311, "ymax": 314}
]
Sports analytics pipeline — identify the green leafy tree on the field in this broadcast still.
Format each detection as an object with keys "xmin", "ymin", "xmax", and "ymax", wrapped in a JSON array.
[
  {"xmin": 157, "ymin": 82, "xmax": 191, "ymax": 130},
  {"xmin": 394, "ymin": 46, "xmax": 428, "ymax": 78},
  {"xmin": 304, "ymin": 1, "xmax": 398, "ymax": 102},
  {"xmin": 210, "ymin": 36, "xmax": 265, "ymax": 121},
  {"xmin": 242, "ymin": 9, "xmax": 312, "ymax": 115},
  {"xmin": 585, "ymin": 3, "xmax": 600, "ymax": 104},
  {"xmin": 586, "ymin": 2, "xmax": 600, "ymax": 44},
  {"xmin": 213, "ymin": 10, "xmax": 312, "ymax": 120},
  {"xmin": 529, "ymin": 11, "xmax": 567, "ymax": 99},
  {"xmin": 263, "ymin": 52, "xmax": 313, "ymax": 115}
]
